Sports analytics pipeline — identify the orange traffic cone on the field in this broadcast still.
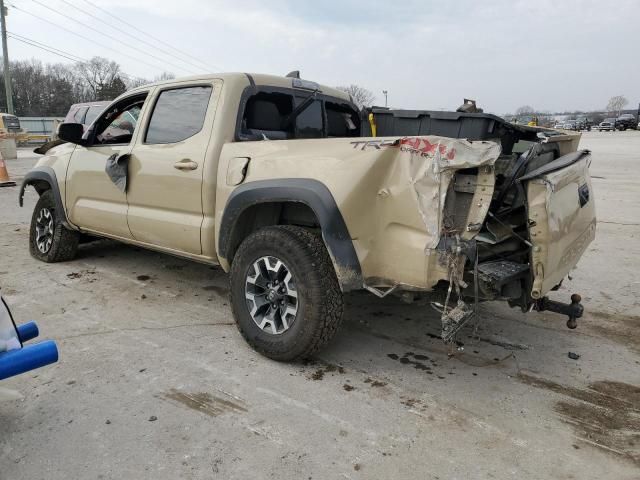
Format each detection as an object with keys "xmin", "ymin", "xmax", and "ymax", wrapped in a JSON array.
[{"xmin": 0, "ymin": 152, "xmax": 16, "ymax": 187}]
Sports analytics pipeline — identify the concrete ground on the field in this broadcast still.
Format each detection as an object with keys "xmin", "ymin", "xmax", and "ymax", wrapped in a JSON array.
[{"xmin": 0, "ymin": 132, "xmax": 638, "ymax": 479}]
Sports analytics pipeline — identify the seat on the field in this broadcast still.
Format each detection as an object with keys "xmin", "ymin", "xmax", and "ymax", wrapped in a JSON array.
[{"xmin": 243, "ymin": 99, "xmax": 290, "ymax": 140}]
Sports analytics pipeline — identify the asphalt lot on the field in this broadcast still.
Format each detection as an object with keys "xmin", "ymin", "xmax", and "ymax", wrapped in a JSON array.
[{"xmin": 1, "ymin": 131, "xmax": 638, "ymax": 479}]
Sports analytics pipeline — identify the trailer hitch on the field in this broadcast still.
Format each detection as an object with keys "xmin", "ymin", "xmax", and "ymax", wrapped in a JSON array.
[{"xmin": 536, "ymin": 294, "xmax": 583, "ymax": 329}]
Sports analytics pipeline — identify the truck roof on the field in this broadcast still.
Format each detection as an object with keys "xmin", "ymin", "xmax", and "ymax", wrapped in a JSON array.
[{"xmin": 127, "ymin": 72, "xmax": 351, "ymax": 102}]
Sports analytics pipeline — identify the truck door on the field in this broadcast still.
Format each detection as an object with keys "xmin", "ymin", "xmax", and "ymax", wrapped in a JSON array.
[
  {"xmin": 126, "ymin": 82, "xmax": 220, "ymax": 255},
  {"xmin": 65, "ymin": 92, "xmax": 150, "ymax": 239}
]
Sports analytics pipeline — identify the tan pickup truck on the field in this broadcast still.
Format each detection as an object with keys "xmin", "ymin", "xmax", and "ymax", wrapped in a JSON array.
[{"xmin": 20, "ymin": 72, "xmax": 596, "ymax": 360}]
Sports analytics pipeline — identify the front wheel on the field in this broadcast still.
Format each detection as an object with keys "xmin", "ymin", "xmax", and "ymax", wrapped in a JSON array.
[
  {"xmin": 229, "ymin": 226, "xmax": 344, "ymax": 361},
  {"xmin": 29, "ymin": 190, "xmax": 79, "ymax": 262}
]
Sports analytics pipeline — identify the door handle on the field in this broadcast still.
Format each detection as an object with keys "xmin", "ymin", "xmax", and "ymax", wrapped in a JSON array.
[{"xmin": 173, "ymin": 159, "xmax": 198, "ymax": 171}]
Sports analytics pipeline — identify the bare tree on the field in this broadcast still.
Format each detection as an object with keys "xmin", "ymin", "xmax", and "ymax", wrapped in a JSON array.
[
  {"xmin": 124, "ymin": 76, "xmax": 149, "ymax": 90},
  {"xmin": 606, "ymin": 95, "xmax": 628, "ymax": 117},
  {"xmin": 515, "ymin": 105, "xmax": 535, "ymax": 116},
  {"xmin": 0, "ymin": 59, "xmax": 79, "ymax": 116},
  {"xmin": 336, "ymin": 84, "xmax": 375, "ymax": 109},
  {"xmin": 1, "ymin": 56, "xmax": 148, "ymax": 115},
  {"xmin": 154, "ymin": 72, "xmax": 176, "ymax": 82},
  {"xmin": 125, "ymin": 72, "xmax": 176, "ymax": 91},
  {"xmin": 75, "ymin": 57, "xmax": 125, "ymax": 100}
]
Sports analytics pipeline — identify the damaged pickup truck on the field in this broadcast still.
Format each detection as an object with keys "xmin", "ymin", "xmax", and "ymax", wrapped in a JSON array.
[{"xmin": 20, "ymin": 73, "xmax": 595, "ymax": 360}]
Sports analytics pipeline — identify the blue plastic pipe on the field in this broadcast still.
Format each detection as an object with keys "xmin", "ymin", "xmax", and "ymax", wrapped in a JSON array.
[
  {"xmin": 17, "ymin": 321, "xmax": 39, "ymax": 343},
  {"xmin": 0, "ymin": 340, "xmax": 59, "ymax": 380}
]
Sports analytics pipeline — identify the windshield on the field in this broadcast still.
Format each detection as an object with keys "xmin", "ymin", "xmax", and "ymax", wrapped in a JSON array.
[{"xmin": 85, "ymin": 105, "xmax": 106, "ymax": 126}]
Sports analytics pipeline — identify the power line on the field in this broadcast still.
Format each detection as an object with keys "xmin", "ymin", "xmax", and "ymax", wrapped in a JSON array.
[
  {"xmin": 58, "ymin": 0, "xmax": 210, "ymax": 73},
  {"xmin": 7, "ymin": 32, "xmax": 84, "ymax": 62},
  {"xmin": 8, "ymin": 32, "xmax": 86, "ymax": 63},
  {"xmin": 7, "ymin": 31, "xmax": 149, "ymax": 84},
  {"xmin": 7, "ymin": 3, "xmax": 178, "ymax": 75},
  {"xmin": 79, "ymin": 0, "xmax": 221, "ymax": 72},
  {"xmin": 28, "ymin": 0, "xmax": 197, "ymax": 75}
]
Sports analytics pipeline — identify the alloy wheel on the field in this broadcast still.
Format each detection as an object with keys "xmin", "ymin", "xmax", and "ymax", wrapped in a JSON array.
[
  {"xmin": 245, "ymin": 256, "xmax": 298, "ymax": 335},
  {"xmin": 35, "ymin": 207, "xmax": 54, "ymax": 254}
]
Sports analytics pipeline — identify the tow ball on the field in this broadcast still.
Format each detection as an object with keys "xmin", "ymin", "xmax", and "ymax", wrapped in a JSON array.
[{"xmin": 536, "ymin": 294, "xmax": 584, "ymax": 329}]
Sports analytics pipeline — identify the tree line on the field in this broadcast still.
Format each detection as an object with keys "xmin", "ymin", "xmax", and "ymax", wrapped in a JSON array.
[
  {"xmin": 510, "ymin": 95, "xmax": 632, "ymax": 125},
  {"xmin": 0, "ymin": 56, "xmax": 174, "ymax": 117}
]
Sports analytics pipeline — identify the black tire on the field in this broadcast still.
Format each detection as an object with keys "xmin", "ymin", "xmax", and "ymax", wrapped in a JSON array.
[
  {"xmin": 29, "ymin": 190, "xmax": 79, "ymax": 262},
  {"xmin": 229, "ymin": 225, "xmax": 344, "ymax": 361}
]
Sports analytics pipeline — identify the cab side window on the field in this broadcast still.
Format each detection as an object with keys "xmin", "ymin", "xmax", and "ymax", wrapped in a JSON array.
[
  {"xmin": 240, "ymin": 92, "xmax": 293, "ymax": 140},
  {"xmin": 237, "ymin": 88, "xmax": 360, "ymax": 141},
  {"xmin": 145, "ymin": 86, "xmax": 212, "ymax": 144},
  {"xmin": 326, "ymin": 102, "xmax": 360, "ymax": 137},
  {"xmin": 94, "ymin": 94, "xmax": 147, "ymax": 146}
]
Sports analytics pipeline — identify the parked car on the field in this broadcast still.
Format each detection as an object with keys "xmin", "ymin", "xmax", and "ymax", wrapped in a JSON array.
[
  {"xmin": 575, "ymin": 117, "xmax": 592, "ymax": 131},
  {"xmin": 64, "ymin": 101, "xmax": 110, "ymax": 128},
  {"xmin": 563, "ymin": 121, "xmax": 578, "ymax": 130},
  {"xmin": 597, "ymin": 118, "xmax": 616, "ymax": 131},
  {"xmin": 615, "ymin": 114, "xmax": 637, "ymax": 131},
  {"xmin": 20, "ymin": 72, "xmax": 594, "ymax": 360}
]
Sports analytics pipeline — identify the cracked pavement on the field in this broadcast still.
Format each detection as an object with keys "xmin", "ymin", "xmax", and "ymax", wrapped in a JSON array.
[{"xmin": 1, "ymin": 131, "xmax": 639, "ymax": 479}]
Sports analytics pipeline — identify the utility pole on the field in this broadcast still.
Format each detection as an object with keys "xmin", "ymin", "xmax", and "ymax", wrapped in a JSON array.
[
  {"xmin": 382, "ymin": 90, "xmax": 388, "ymax": 108},
  {"xmin": 0, "ymin": 0, "xmax": 13, "ymax": 115}
]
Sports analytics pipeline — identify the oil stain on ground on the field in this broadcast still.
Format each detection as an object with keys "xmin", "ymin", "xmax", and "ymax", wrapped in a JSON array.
[
  {"xmin": 518, "ymin": 372, "xmax": 640, "ymax": 466},
  {"xmin": 586, "ymin": 311, "xmax": 640, "ymax": 353},
  {"xmin": 307, "ymin": 361, "xmax": 346, "ymax": 381},
  {"xmin": 387, "ymin": 352, "xmax": 438, "ymax": 374},
  {"xmin": 202, "ymin": 285, "xmax": 229, "ymax": 295},
  {"xmin": 163, "ymin": 389, "xmax": 248, "ymax": 417}
]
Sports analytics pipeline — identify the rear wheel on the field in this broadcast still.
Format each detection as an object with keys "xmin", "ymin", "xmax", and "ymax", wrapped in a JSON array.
[
  {"xmin": 229, "ymin": 226, "xmax": 344, "ymax": 361},
  {"xmin": 29, "ymin": 190, "xmax": 79, "ymax": 262}
]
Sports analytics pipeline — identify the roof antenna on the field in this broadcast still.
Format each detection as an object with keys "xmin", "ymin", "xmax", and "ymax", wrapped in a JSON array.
[{"xmin": 286, "ymin": 70, "xmax": 301, "ymax": 79}]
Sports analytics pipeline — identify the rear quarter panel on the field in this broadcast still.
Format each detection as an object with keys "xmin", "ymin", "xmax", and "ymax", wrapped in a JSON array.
[{"xmin": 216, "ymin": 137, "xmax": 500, "ymax": 290}]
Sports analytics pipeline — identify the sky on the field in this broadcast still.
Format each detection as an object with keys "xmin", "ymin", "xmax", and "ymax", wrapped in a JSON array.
[{"xmin": 5, "ymin": 0, "xmax": 639, "ymax": 114}]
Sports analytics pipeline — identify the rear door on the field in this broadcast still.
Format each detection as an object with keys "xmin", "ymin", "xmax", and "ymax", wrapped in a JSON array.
[
  {"xmin": 525, "ymin": 152, "xmax": 596, "ymax": 298},
  {"xmin": 126, "ymin": 81, "xmax": 220, "ymax": 255}
]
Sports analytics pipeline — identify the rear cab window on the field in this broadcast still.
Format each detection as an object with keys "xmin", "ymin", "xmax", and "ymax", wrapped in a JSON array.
[
  {"xmin": 295, "ymin": 99, "xmax": 323, "ymax": 138},
  {"xmin": 236, "ymin": 86, "xmax": 360, "ymax": 141}
]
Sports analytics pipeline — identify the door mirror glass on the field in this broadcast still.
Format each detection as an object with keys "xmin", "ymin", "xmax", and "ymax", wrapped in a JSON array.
[
  {"xmin": 57, "ymin": 122, "xmax": 85, "ymax": 145},
  {"xmin": 0, "ymin": 297, "xmax": 20, "ymax": 352}
]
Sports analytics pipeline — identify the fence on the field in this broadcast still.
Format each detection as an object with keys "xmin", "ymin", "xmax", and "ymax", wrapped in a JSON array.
[{"xmin": 17, "ymin": 117, "xmax": 63, "ymax": 143}]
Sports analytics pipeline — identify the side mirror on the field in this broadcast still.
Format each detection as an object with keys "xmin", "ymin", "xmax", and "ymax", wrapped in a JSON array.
[{"xmin": 57, "ymin": 122, "xmax": 86, "ymax": 145}]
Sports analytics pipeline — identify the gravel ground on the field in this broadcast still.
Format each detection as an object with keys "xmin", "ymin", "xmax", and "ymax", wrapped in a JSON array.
[{"xmin": 0, "ymin": 131, "xmax": 638, "ymax": 479}]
